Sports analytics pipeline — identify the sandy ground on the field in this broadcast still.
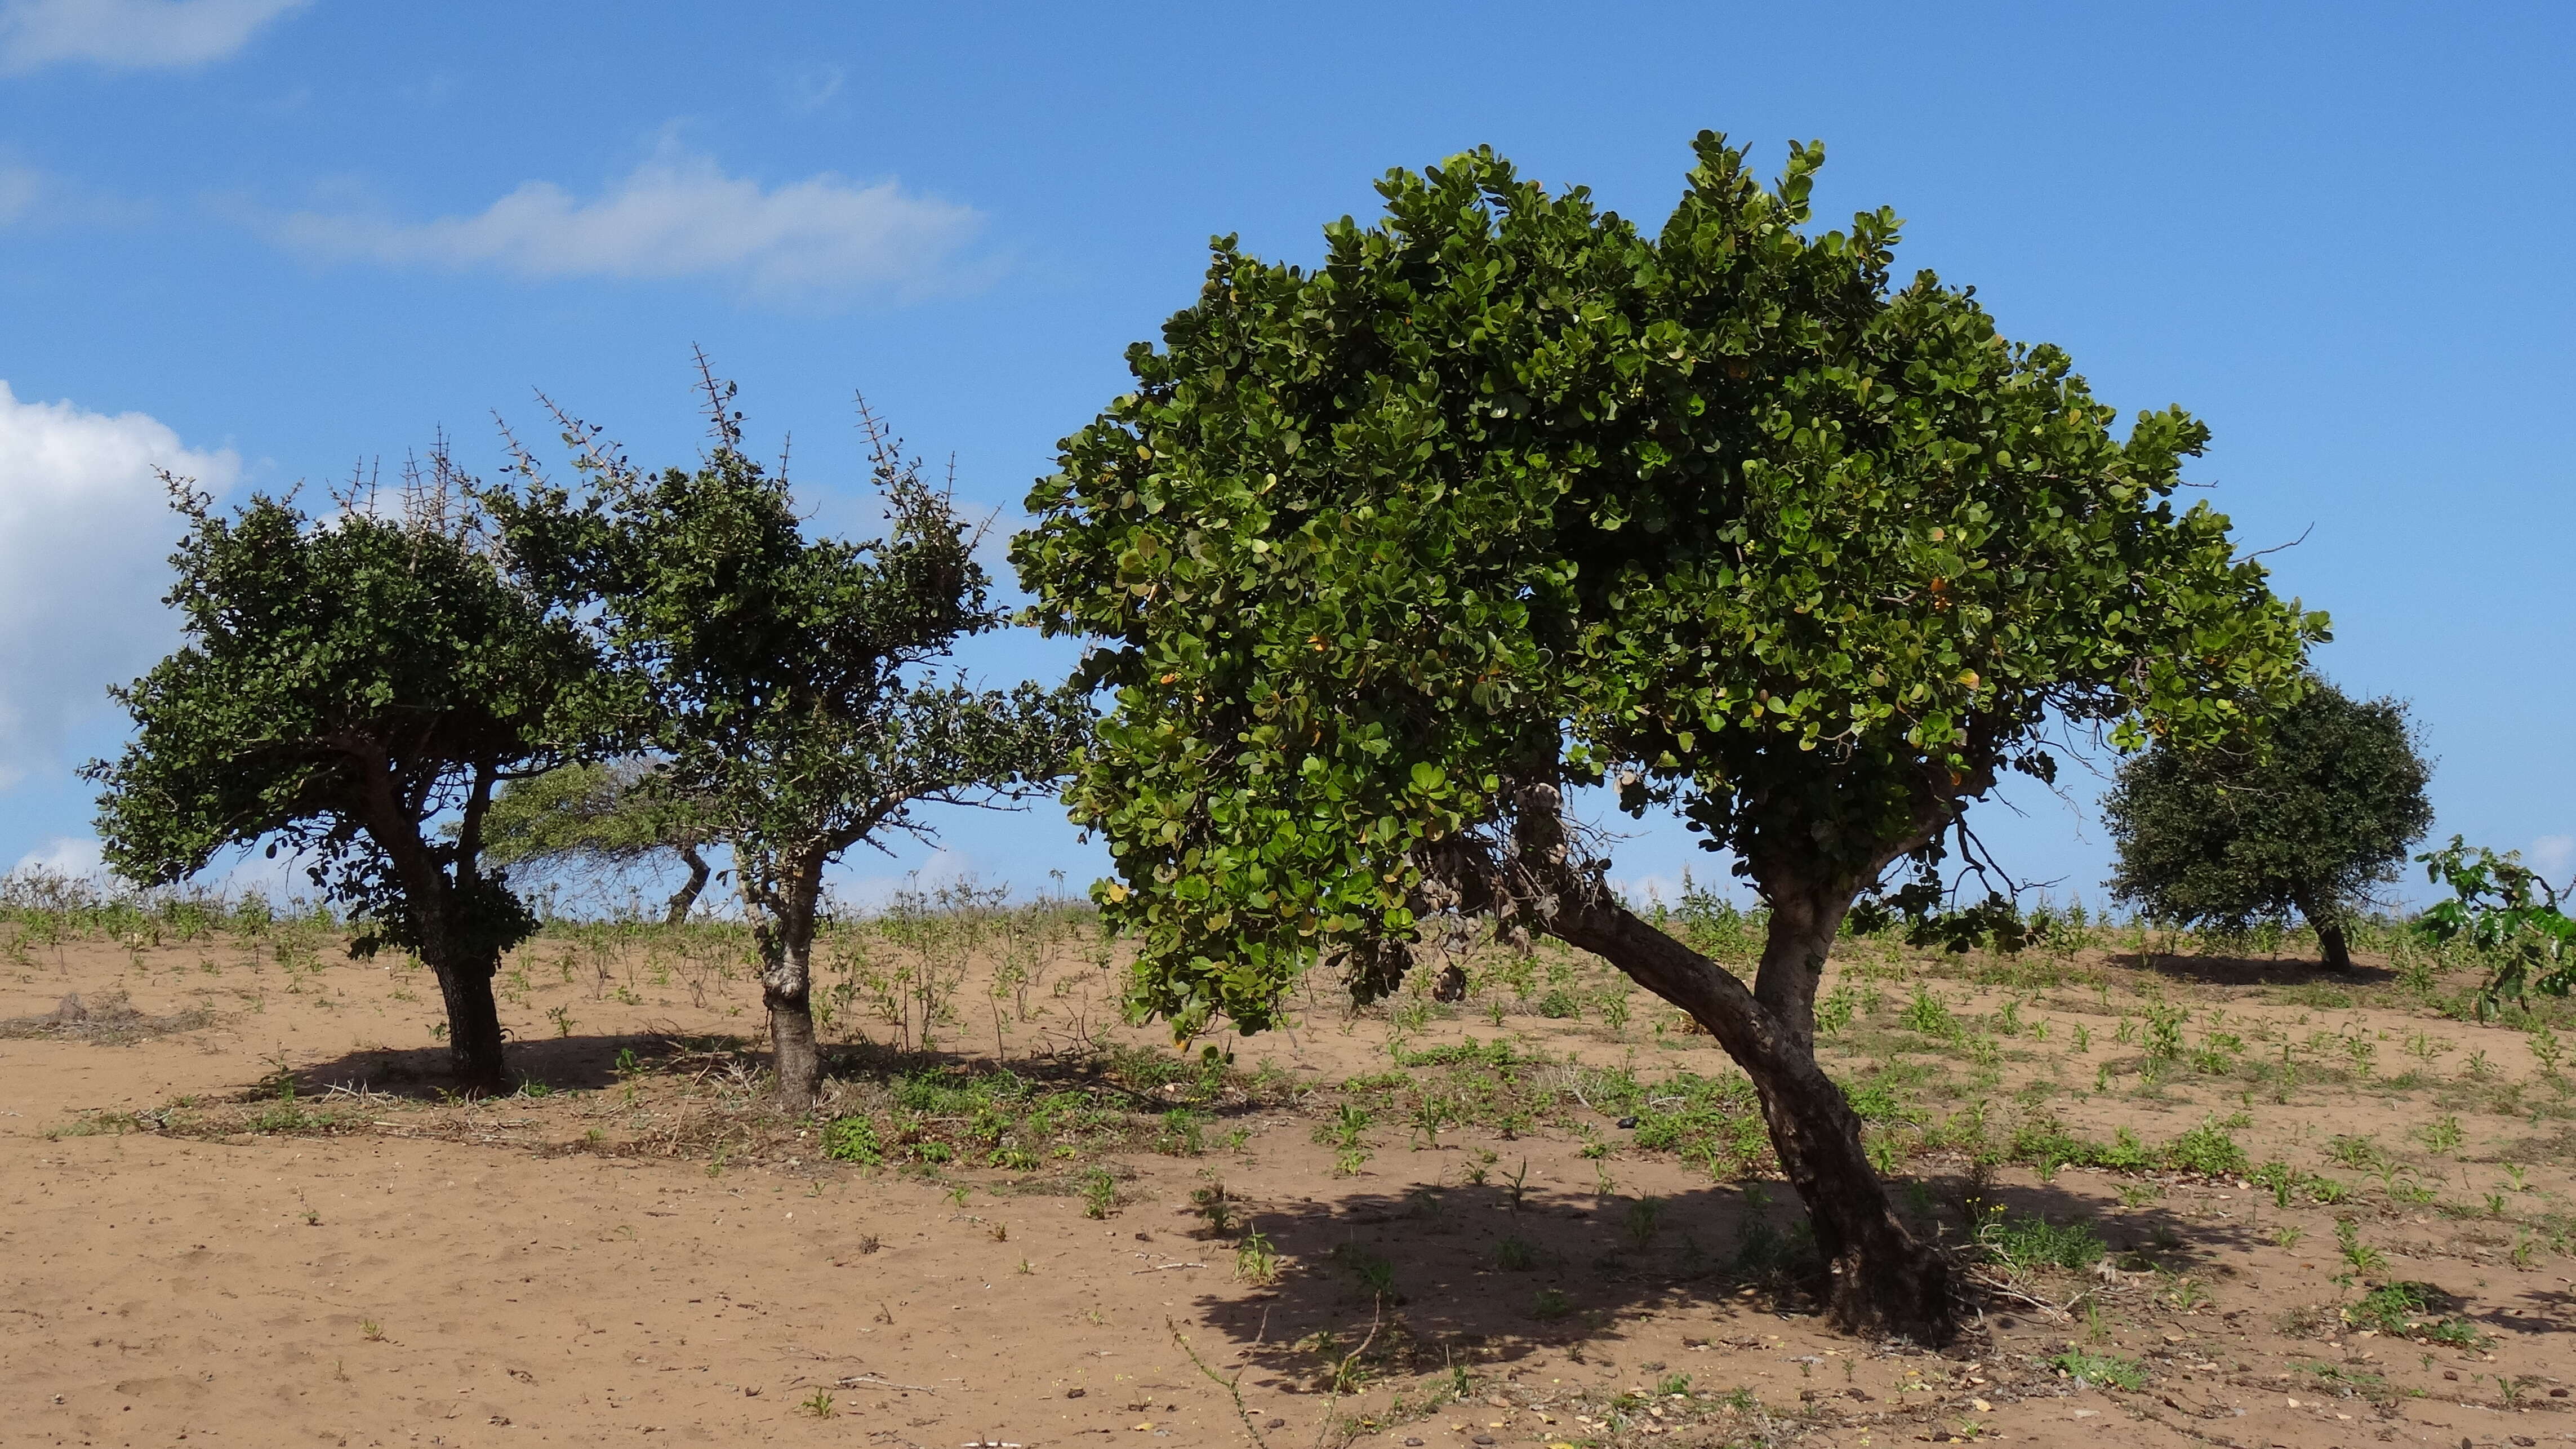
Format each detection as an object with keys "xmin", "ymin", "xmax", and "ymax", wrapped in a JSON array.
[{"xmin": 2, "ymin": 922, "xmax": 2571, "ymax": 1448}]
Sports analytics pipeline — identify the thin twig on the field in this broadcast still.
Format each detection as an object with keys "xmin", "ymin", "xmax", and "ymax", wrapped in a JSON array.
[
  {"xmin": 833, "ymin": 1372, "xmax": 938, "ymax": 1394},
  {"xmin": 1168, "ymin": 1317, "xmax": 1270, "ymax": 1449}
]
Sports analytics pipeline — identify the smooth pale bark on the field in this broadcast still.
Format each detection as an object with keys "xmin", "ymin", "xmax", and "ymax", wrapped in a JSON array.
[{"xmin": 1551, "ymin": 889, "xmax": 1954, "ymax": 1341}]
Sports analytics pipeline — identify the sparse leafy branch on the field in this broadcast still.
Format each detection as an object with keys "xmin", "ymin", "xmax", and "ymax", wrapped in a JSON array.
[
  {"xmin": 484, "ymin": 368, "xmax": 1091, "ymax": 1105},
  {"xmin": 2417, "ymin": 836, "xmax": 2576, "ymax": 1005}
]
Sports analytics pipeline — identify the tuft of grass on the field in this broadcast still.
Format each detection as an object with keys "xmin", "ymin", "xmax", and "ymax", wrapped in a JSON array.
[
  {"xmin": 2343, "ymin": 1282, "xmax": 2482, "ymax": 1346},
  {"xmin": 2049, "ymin": 1348, "xmax": 2147, "ymax": 1390},
  {"xmin": 1496, "ymin": 1235, "xmax": 1537, "ymax": 1271},
  {"xmin": 1981, "ymin": 1209, "xmax": 2106, "ymax": 1272},
  {"xmin": 1079, "ymin": 1167, "xmax": 1119, "ymax": 1220},
  {"xmin": 1233, "ymin": 1230, "xmax": 1280, "ymax": 1286},
  {"xmin": 1188, "ymin": 1179, "xmax": 1237, "ymax": 1237},
  {"xmin": 1531, "ymin": 1287, "xmax": 1572, "ymax": 1320}
]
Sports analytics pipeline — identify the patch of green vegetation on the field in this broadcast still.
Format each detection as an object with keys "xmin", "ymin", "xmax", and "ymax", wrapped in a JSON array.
[
  {"xmin": 2049, "ymin": 1348, "xmax": 2146, "ymax": 1390},
  {"xmin": 2162, "ymin": 1118, "xmax": 2250, "ymax": 1176},
  {"xmin": 1998, "ymin": 1116, "xmax": 2245, "ymax": 1178},
  {"xmin": 2343, "ymin": 1282, "xmax": 2482, "ymax": 1346},
  {"xmin": 1981, "ymin": 1209, "xmax": 2107, "ymax": 1272}
]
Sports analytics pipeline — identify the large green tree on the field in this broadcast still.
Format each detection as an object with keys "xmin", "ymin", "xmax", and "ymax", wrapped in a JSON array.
[
  {"xmin": 489, "ymin": 380, "xmax": 1088, "ymax": 1107},
  {"xmin": 2105, "ymin": 677, "xmax": 2432, "ymax": 969},
  {"xmin": 88, "ymin": 469, "xmax": 604, "ymax": 1091},
  {"xmin": 1015, "ymin": 134, "xmax": 2323, "ymax": 1339}
]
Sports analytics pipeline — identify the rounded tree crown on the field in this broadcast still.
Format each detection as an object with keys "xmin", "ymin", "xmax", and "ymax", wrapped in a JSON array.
[{"xmin": 1015, "ymin": 132, "xmax": 2324, "ymax": 1033}]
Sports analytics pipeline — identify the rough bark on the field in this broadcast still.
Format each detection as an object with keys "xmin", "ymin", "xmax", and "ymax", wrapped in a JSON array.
[
  {"xmin": 664, "ymin": 846, "xmax": 712, "ymax": 926},
  {"xmin": 747, "ymin": 851, "xmax": 827, "ymax": 1110},
  {"xmin": 1550, "ymin": 890, "xmax": 1954, "ymax": 1342},
  {"xmin": 430, "ymin": 953, "xmax": 509, "ymax": 1093}
]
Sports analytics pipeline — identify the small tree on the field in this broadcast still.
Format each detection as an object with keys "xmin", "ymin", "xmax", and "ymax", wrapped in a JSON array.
[
  {"xmin": 1015, "ymin": 134, "xmax": 2321, "ymax": 1340},
  {"xmin": 478, "ymin": 758, "xmax": 718, "ymax": 924},
  {"xmin": 87, "ymin": 467, "xmax": 603, "ymax": 1091},
  {"xmin": 2105, "ymin": 678, "xmax": 2432, "ymax": 969},
  {"xmin": 489, "ymin": 377, "xmax": 1088, "ymax": 1106}
]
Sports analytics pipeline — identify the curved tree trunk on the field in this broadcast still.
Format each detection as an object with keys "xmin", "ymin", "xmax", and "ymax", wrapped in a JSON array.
[
  {"xmin": 431, "ymin": 953, "xmax": 509, "ymax": 1094},
  {"xmin": 1552, "ymin": 891, "xmax": 1954, "ymax": 1341},
  {"xmin": 664, "ymin": 846, "xmax": 711, "ymax": 926}
]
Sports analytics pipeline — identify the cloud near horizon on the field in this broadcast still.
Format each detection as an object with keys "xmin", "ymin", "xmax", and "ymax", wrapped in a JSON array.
[
  {"xmin": 0, "ymin": 381, "xmax": 237, "ymax": 793},
  {"xmin": 0, "ymin": 0, "xmax": 308, "ymax": 73},
  {"xmin": 265, "ymin": 146, "xmax": 990, "ymax": 305}
]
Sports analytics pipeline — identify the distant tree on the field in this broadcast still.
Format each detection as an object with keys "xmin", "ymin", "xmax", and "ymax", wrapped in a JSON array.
[
  {"xmin": 477, "ymin": 758, "xmax": 718, "ymax": 924},
  {"xmin": 1015, "ymin": 133, "xmax": 2322, "ymax": 1340},
  {"xmin": 488, "ymin": 374, "xmax": 1089, "ymax": 1107},
  {"xmin": 2105, "ymin": 678, "xmax": 2432, "ymax": 970},
  {"xmin": 86, "ymin": 466, "xmax": 607, "ymax": 1091}
]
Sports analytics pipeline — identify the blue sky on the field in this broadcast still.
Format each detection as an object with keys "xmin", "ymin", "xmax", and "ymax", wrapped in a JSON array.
[{"xmin": 3, "ymin": 0, "xmax": 2569, "ymax": 910}]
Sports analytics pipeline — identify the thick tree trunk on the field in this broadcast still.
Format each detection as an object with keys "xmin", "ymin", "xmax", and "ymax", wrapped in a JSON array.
[
  {"xmin": 2314, "ymin": 918, "xmax": 2352, "ymax": 971},
  {"xmin": 746, "ymin": 853, "xmax": 826, "ymax": 1111},
  {"xmin": 664, "ymin": 846, "xmax": 711, "ymax": 926},
  {"xmin": 2295, "ymin": 890, "xmax": 2352, "ymax": 971},
  {"xmin": 1552, "ymin": 892, "xmax": 1955, "ymax": 1342},
  {"xmin": 430, "ymin": 954, "xmax": 509, "ymax": 1094},
  {"xmin": 764, "ymin": 946, "xmax": 824, "ymax": 1109}
]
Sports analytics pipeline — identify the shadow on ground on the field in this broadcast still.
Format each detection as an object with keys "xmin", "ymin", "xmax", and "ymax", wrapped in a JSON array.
[
  {"xmin": 2113, "ymin": 952, "xmax": 2392, "ymax": 990},
  {"xmin": 1187, "ymin": 1167, "xmax": 2266, "ymax": 1384}
]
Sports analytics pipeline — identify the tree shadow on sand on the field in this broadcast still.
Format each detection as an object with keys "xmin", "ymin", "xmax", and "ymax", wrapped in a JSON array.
[
  {"xmin": 268, "ymin": 1028, "xmax": 746, "ymax": 1100},
  {"xmin": 2111, "ymin": 951, "xmax": 2395, "ymax": 992},
  {"xmin": 1185, "ymin": 1166, "xmax": 2267, "ymax": 1386}
]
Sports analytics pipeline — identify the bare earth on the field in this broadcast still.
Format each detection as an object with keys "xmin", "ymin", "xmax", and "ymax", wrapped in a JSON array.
[{"xmin": 2, "ymin": 917, "xmax": 2570, "ymax": 1449}]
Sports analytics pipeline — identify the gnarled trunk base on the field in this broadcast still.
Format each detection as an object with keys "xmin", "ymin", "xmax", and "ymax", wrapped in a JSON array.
[{"xmin": 1749, "ymin": 1062, "xmax": 1953, "ymax": 1336}]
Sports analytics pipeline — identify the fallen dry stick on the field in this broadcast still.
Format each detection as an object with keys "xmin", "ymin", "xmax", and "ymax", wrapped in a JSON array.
[{"xmin": 833, "ymin": 1372, "xmax": 940, "ymax": 1394}]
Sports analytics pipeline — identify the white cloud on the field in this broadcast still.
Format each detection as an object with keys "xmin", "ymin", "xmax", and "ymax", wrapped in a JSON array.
[
  {"xmin": 11, "ymin": 833, "xmax": 102, "ymax": 877},
  {"xmin": 0, "ymin": 0, "xmax": 308, "ymax": 73},
  {"xmin": 0, "ymin": 381, "xmax": 237, "ymax": 791},
  {"xmin": 266, "ymin": 145, "xmax": 989, "ymax": 305}
]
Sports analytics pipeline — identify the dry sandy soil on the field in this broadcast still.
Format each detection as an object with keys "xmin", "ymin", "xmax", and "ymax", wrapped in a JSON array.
[{"xmin": 2, "ymin": 911, "xmax": 2571, "ymax": 1449}]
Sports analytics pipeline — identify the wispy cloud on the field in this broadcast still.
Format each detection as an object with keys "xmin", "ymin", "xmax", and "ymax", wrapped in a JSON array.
[
  {"xmin": 0, "ymin": 160, "xmax": 152, "ymax": 228},
  {"xmin": 0, "ymin": 0, "xmax": 309, "ymax": 73},
  {"xmin": 263, "ymin": 144, "xmax": 991, "ymax": 306}
]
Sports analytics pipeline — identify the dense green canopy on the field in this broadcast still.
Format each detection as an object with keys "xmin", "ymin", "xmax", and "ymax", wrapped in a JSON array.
[
  {"xmin": 1016, "ymin": 132, "xmax": 2325, "ymax": 1035},
  {"xmin": 87, "ymin": 473, "xmax": 604, "ymax": 1084},
  {"xmin": 2106, "ymin": 677, "xmax": 2432, "ymax": 966}
]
